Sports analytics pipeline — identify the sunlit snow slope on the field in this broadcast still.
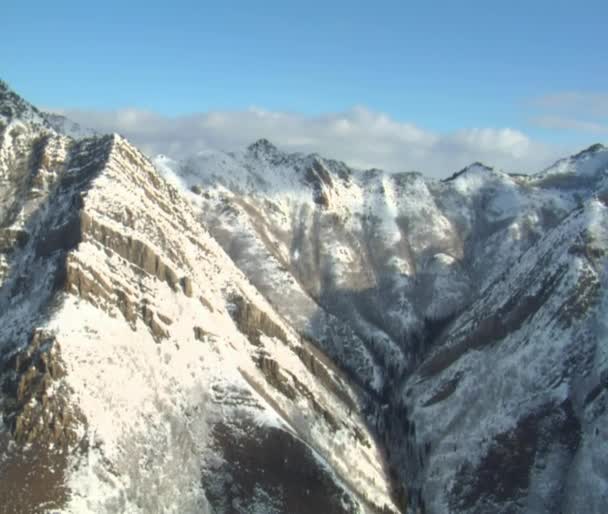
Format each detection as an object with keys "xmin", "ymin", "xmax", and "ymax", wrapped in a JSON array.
[{"xmin": 0, "ymin": 80, "xmax": 399, "ymax": 514}]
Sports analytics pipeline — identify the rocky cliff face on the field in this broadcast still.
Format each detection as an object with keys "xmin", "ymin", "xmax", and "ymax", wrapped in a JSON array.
[
  {"xmin": 0, "ymin": 81, "xmax": 398, "ymax": 514},
  {"xmin": 157, "ymin": 137, "xmax": 608, "ymax": 513}
]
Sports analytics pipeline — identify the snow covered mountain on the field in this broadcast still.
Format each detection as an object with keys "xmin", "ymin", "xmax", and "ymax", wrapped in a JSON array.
[
  {"xmin": 156, "ymin": 138, "xmax": 608, "ymax": 512},
  {"xmin": 0, "ymin": 80, "xmax": 398, "ymax": 513},
  {"xmin": 1, "ymin": 77, "xmax": 607, "ymax": 514}
]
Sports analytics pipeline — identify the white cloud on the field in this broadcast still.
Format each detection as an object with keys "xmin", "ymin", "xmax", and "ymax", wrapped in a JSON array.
[
  {"xmin": 52, "ymin": 106, "xmax": 566, "ymax": 178},
  {"xmin": 528, "ymin": 92, "xmax": 608, "ymax": 137}
]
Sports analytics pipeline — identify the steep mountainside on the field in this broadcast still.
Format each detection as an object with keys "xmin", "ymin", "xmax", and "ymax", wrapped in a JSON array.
[
  {"xmin": 0, "ymin": 80, "xmax": 398, "ymax": 514},
  {"xmin": 158, "ymin": 138, "xmax": 608, "ymax": 513},
  {"xmin": 1, "ymin": 77, "xmax": 607, "ymax": 513}
]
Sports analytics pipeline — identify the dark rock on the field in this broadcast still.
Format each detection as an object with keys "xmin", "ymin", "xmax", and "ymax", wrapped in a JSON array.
[
  {"xmin": 255, "ymin": 355, "xmax": 297, "ymax": 400},
  {"xmin": 181, "ymin": 276, "xmax": 193, "ymax": 297},
  {"xmin": 304, "ymin": 159, "xmax": 333, "ymax": 208},
  {"xmin": 1, "ymin": 331, "xmax": 85, "ymax": 449},
  {"xmin": 193, "ymin": 326, "xmax": 209, "ymax": 341},
  {"xmin": 0, "ymin": 228, "xmax": 29, "ymax": 253},
  {"xmin": 449, "ymin": 400, "xmax": 581, "ymax": 511},
  {"xmin": 203, "ymin": 421, "xmax": 358, "ymax": 514},
  {"xmin": 141, "ymin": 305, "xmax": 169, "ymax": 340},
  {"xmin": 422, "ymin": 374, "xmax": 461, "ymax": 407},
  {"xmin": 80, "ymin": 212, "xmax": 182, "ymax": 292},
  {"xmin": 157, "ymin": 312, "xmax": 173, "ymax": 326},
  {"xmin": 230, "ymin": 295, "xmax": 288, "ymax": 346}
]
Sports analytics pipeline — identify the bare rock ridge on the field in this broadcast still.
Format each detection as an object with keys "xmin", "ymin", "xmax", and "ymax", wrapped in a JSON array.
[{"xmin": 0, "ymin": 82, "xmax": 398, "ymax": 513}]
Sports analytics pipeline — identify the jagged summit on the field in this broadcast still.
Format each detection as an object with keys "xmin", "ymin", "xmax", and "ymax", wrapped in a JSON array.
[
  {"xmin": 0, "ymin": 78, "xmax": 48, "ymax": 126},
  {"xmin": 246, "ymin": 137, "xmax": 280, "ymax": 158},
  {"xmin": 574, "ymin": 142, "xmax": 606, "ymax": 158},
  {"xmin": 0, "ymin": 79, "xmax": 12, "ymax": 94},
  {"xmin": 0, "ymin": 78, "xmax": 95, "ymax": 138},
  {"xmin": 535, "ymin": 142, "xmax": 608, "ymax": 181},
  {"xmin": 442, "ymin": 160, "xmax": 495, "ymax": 182}
]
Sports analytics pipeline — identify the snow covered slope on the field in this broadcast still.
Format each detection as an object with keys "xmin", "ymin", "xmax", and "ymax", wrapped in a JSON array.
[
  {"xmin": 2, "ymin": 77, "xmax": 607, "ymax": 514},
  {"xmin": 395, "ymin": 197, "xmax": 608, "ymax": 512},
  {"xmin": 0, "ymin": 81, "xmax": 398, "ymax": 514},
  {"xmin": 158, "ymin": 138, "xmax": 608, "ymax": 513},
  {"xmin": 155, "ymin": 141, "xmax": 606, "ymax": 379}
]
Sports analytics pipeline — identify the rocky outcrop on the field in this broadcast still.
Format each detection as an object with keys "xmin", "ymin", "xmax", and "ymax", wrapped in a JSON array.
[
  {"xmin": 0, "ymin": 434, "xmax": 70, "ymax": 514},
  {"xmin": 0, "ymin": 80, "xmax": 49, "ymax": 126},
  {"xmin": 65, "ymin": 255, "xmax": 114, "ymax": 305},
  {"xmin": 141, "ymin": 303, "xmax": 170, "ymax": 340},
  {"xmin": 80, "ymin": 212, "xmax": 182, "ymax": 290},
  {"xmin": 295, "ymin": 342, "xmax": 357, "ymax": 411},
  {"xmin": 1, "ymin": 331, "xmax": 84, "ymax": 448},
  {"xmin": 0, "ymin": 228, "xmax": 29, "ymax": 252},
  {"xmin": 181, "ymin": 275, "xmax": 193, "ymax": 297},
  {"xmin": 229, "ymin": 294, "xmax": 288, "ymax": 346},
  {"xmin": 255, "ymin": 354, "xmax": 298, "ymax": 400},
  {"xmin": 305, "ymin": 158, "xmax": 334, "ymax": 208}
]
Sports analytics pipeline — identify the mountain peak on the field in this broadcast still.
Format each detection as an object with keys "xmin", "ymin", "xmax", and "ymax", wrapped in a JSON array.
[
  {"xmin": 442, "ymin": 161, "xmax": 494, "ymax": 182},
  {"xmin": 537, "ymin": 142, "xmax": 608, "ymax": 179},
  {"xmin": 468, "ymin": 161, "xmax": 494, "ymax": 171},
  {"xmin": 247, "ymin": 138, "xmax": 280, "ymax": 158},
  {"xmin": 0, "ymin": 78, "xmax": 47, "ymax": 126},
  {"xmin": 573, "ymin": 143, "xmax": 606, "ymax": 159}
]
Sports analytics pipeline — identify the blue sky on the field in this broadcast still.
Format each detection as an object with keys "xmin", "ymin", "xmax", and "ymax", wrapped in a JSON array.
[{"xmin": 2, "ymin": 0, "xmax": 607, "ymax": 175}]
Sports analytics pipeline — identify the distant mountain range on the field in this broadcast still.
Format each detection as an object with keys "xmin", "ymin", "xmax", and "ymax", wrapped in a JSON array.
[{"xmin": 1, "ymin": 78, "xmax": 607, "ymax": 513}]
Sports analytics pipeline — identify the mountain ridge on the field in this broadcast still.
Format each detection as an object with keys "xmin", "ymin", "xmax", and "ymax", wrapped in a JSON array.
[
  {"xmin": 0, "ymin": 82, "xmax": 399, "ymax": 513},
  {"xmin": 159, "ymin": 130, "xmax": 608, "ymax": 512},
  {"xmin": 1, "ymin": 79, "xmax": 607, "ymax": 513}
]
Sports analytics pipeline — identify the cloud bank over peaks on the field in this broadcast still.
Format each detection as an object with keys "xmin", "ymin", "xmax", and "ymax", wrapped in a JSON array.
[{"xmin": 52, "ymin": 105, "xmax": 565, "ymax": 178}]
